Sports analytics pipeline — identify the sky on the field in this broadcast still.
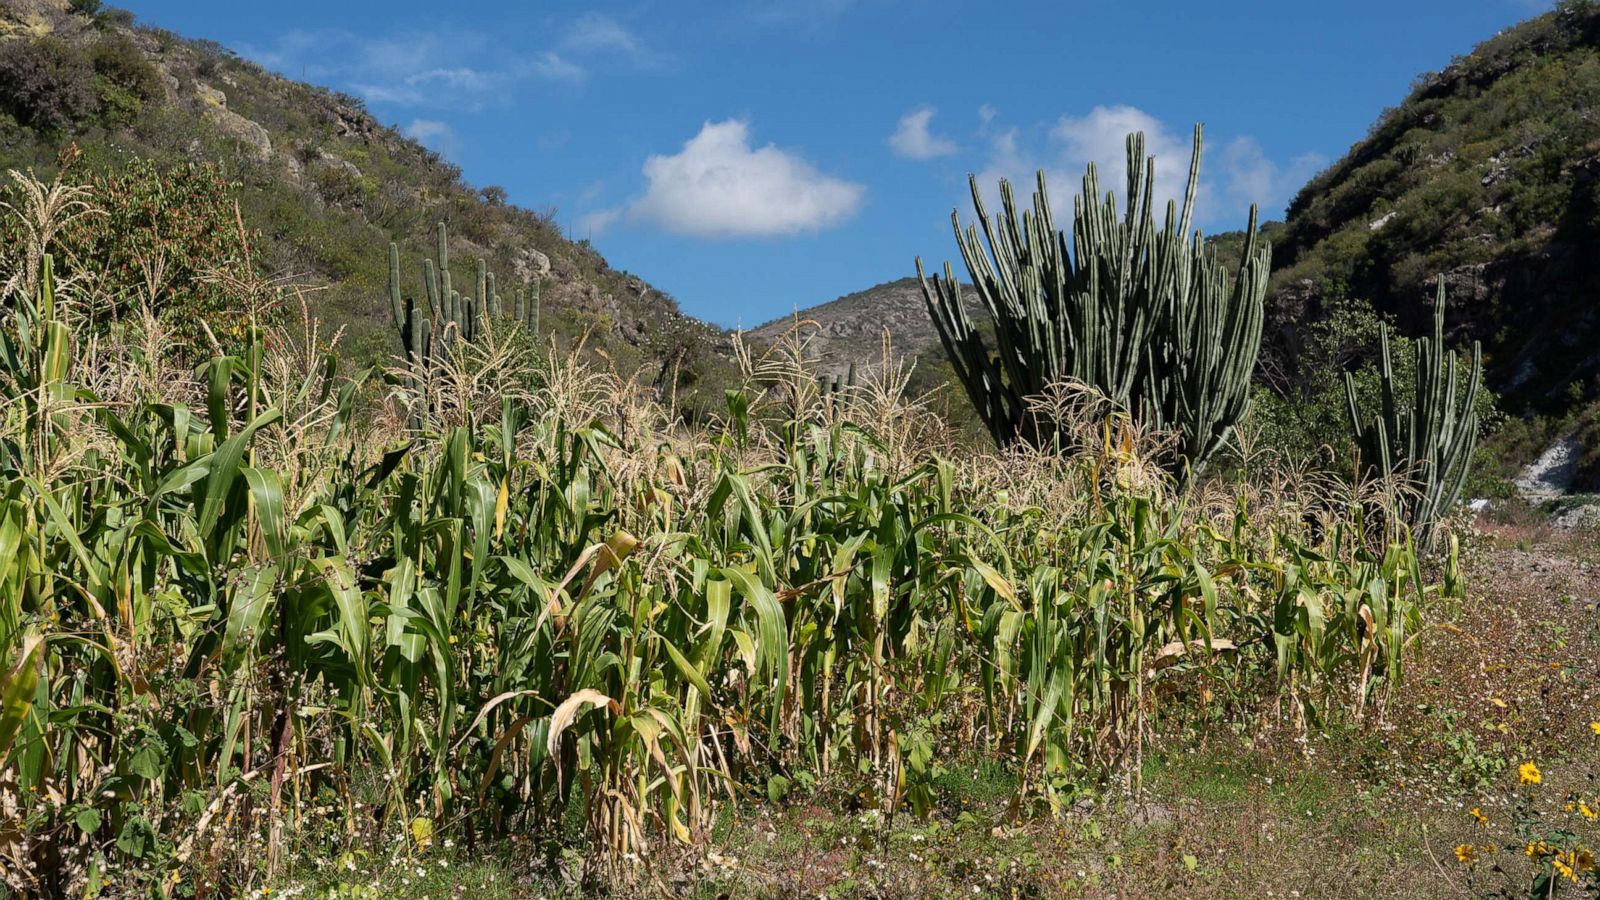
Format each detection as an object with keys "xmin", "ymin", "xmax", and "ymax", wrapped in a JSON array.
[{"xmin": 125, "ymin": 0, "xmax": 1553, "ymax": 329}]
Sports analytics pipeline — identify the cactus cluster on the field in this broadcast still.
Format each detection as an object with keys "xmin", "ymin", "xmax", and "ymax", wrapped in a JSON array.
[
  {"xmin": 1344, "ymin": 281, "xmax": 1481, "ymax": 540},
  {"xmin": 916, "ymin": 125, "xmax": 1268, "ymax": 477},
  {"xmin": 389, "ymin": 222, "xmax": 541, "ymax": 350},
  {"xmin": 387, "ymin": 222, "xmax": 541, "ymax": 422}
]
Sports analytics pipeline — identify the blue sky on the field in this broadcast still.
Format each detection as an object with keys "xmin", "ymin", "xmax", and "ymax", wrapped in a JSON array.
[{"xmin": 128, "ymin": 0, "xmax": 1551, "ymax": 329}]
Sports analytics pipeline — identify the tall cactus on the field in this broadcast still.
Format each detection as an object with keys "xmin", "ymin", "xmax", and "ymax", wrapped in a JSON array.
[
  {"xmin": 512, "ymin": 277, "xmax": 541, "ymax": 335},
  {"xmin": 816, "ymin": 363, "xmax": 858, "ymax": 405},
  {"xmin": 916, "ymin": 125, "xmax": 1269, "ymax": 476},
  {"xmin": 1344, "ymin": 280, "xmax": 1481, "ymax": 540},
  {"xmin": 387, "ymin": 221, "xmax": 545, "ymax": 426}
]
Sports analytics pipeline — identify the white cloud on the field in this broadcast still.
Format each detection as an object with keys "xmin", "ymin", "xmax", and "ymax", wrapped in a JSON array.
[
  {"xmin": 972, "ymin": 104, "xmax": 1313, "ymax": 232},
  {"xmin": 532, "ymin": 51, "xmax": 585, "ymax": 83},
  {"xmin": 558, "ymin": 13, "xmax": 669, "ymax": 71},
  {"xmin": 591, "ymin": 119, "xmax": 865, "ymax": 238},
  {"xmin": 1217, "ymin": 136, "xmax": 1326, "ymax": 222},
  {"xmin": 889, "ymin": 106, "xmax": 958, "ymax": 160},
  {"xmin": 403, "ymin": 118, "xmax": 456, "ymax": 153},
  {"xmin": 577, "ymin": 207, "xmax": 622, "ymax": 237},
  {"xmin": 238, "ymin": 12, "xmax": 654, "ymax": 110},
  {"xmin": 1047, "ymin": 105, "xmax": 1195, "ymax": 210},
  {"xmin": 563, "ymin": 13, "xmax": 640, "ymax": 55}
]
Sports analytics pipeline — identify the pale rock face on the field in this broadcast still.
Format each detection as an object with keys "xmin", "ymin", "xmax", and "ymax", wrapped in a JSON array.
[
  {"xmin": 194, "ymin": 80, "xmax": 227, "ymax": 109},
  {"xmin": 512, "ymin": 247, "xmax": 552, "ymax": 285},
  {"xmin": 313, "ymin": 147, "xmax": 362, "ymax": 181},
  {"xmin": 194, "ymin": 81, "xmax": 273, "ymax": 162}
]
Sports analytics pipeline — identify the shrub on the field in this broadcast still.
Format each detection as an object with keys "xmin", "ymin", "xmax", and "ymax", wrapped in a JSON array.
[
  {"xmin": 0, "ymin": 37, "xmax": 100, "ymax": 132},
  {"xmin": 88, "ymin": 33, "xmax": 161, "ymax": 103},
  {"xmin": 1248, "ymin": 297, "xmax": 1499, "ymax": 468},
  {"xmin": 49, "ymin": 157, "xmax": 274, "ymax": 352}
]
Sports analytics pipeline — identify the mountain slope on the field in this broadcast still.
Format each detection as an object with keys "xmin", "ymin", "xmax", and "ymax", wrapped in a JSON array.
[
  {"xmin": 0, "ymin": 0, "xmax": 733, "ymax": 397},
  {"xmin": 748, "ymin": 277, "xmax": 957, "ymax": 376},
  {"xmin": 1268, "ymin": 2, "xmax": 1600, "ymax": 414}
]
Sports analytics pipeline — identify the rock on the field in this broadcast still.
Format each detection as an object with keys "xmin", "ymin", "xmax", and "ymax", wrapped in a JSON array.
[
  {"xmin": 1553, "ymin": 501, "xmax": 1600, "ymax": 530},
  {"xmin": 283, "ymin": 152, "xmax": 304, "ymax": 187},
  {"xmin": 0, "ymin": 0, "xmax": 58, "ymax": 38},
  {"xmin": 330, "ymin": 103, "xmax": 374, "ymax": 141},
  {"xmin": 1128, "ymin": 802, "xmax": 1175, "ymax": 827},
  {"xmin": 1432, "ymin": 264, "xmax": 1494, "ymax": 308},
  {"xmin": 1368, "ymin": 211, "xmax": 1396, "ymax": 231},
  {"xmin": 194, "ymin": 81, "xmax": 272, "ymax": 162},
  {"xmin": 194, "ymin": 80, "xmax": 227, "ymax": 108},
  {"xmin": 312, "ymin": 147, "xmax": 361, "ymax": 180},
  {"xmin": 207, "ymin": 107, "xmax": 273, "ymax": 161},
  {"xmin": 512, "ymin": 247, "xmax": 552, "ymax": 284},
  {"xmin": 1515, "ymin": 433, "xmax": 1581, "ymax": 504}
]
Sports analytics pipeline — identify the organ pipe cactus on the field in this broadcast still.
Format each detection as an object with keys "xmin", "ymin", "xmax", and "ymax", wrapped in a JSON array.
[
  {"xmin": 916, "ymin": 125, "xmax": 1269, "ymax": 477},
  {"xmin": 1344, "ymin": 281, "xmax": 1481, "ymax": 541},
  {"xmin": 816, "ymin": 363, "xmax": 858, "ymax": 406},
  {"xmin": 387, "ymin": 221, "xmax": 544, "ymax": 425}
]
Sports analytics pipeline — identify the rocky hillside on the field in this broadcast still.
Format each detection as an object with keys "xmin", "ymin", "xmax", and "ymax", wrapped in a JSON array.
[
  {"xmin": 0, "ymin": 0, "xmax": 732, "ymax": 396},
  {"xmin": 1268, "ymin": 2, "xmax": 1600, "ymax": 415},
  {"xmin": 748, "ymin": 277, "xmax": 975, "ymax": 377}
]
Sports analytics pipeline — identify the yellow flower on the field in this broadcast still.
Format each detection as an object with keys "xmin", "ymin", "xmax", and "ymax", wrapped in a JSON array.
[
  {"xmin": 1469, "ymin": 807, "xmax": 1489, "ymax": 827},
  {"xmin": 1519, "ymin": 761, "xmax": 1542, "ymax": 785},
  {"xmin": 1578, "ymin": 848, "xmax": 1596, "ymax": 871},
  {"xmin": 1527, "ymin": 840, "xmax": 1552, "ymax": 859},
  {"xmin": 1590, "ymin": 721, "xmax": 1600, "ymax": 735},
  {"xmin": 1552, "ymin": 851, "xmax": 1577, "ymax": 883},
  {"xmin": 1580, "ymin": 802, "xmax": 1598, "ymax": 821},
  {"xmin": 1454, "ymin": 843, "xmax": 1476, "ymax": 864}
]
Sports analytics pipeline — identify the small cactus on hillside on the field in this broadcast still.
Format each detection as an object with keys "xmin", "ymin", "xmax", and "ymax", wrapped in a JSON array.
[{"xmin": 387, "ymin": 221, "xmax": 542, "ymax": 426}]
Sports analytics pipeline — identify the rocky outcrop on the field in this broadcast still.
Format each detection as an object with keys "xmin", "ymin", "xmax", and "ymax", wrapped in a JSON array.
[
  {"xmin": 193, "ymin": 81, "xmax": 271, "ymax": 162},
  {"xmin": 512, "ymin": 247, "xmax": 552, "ymax": 284}
]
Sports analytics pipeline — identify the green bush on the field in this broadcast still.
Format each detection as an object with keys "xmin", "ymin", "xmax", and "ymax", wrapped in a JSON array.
[
  {"xmin": 1249, "ymin": 298, "xmax": 1499, "ymax": 468},
  {"xmin": 51, "ymin": 157, "xmax": 274, "ymax": 352},
  {"xmin": 88, "ymin": 33, "xmax": 162, "ymax": 104}
]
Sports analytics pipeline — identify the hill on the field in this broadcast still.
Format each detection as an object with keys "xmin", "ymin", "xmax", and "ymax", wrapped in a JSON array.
[
  {"xmin": 1268, "ymin": 2, "xmax": 1600, "ymax": 415},
  {"xmin": 0, "ymin": 0, "xmax": 733, "ymax": 400},
  {"xmin": 747, "ymin": 276, "xmax": 963, "ymax": 376}
]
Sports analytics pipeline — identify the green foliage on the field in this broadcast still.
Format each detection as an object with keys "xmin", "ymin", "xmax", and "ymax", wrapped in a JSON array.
[
  {"xmin": 1249, "ymin": 298, "xmax": 1498, "ymax": 468},
  {"xmin": 47, "ymin": 157, "xmax": 272, "ymax": 353},
  {"xmin": 83, "ymin": 33, "xmax": 161, "ymax": 126},
  {"xmin": 387, "ymin": 222, "xmax": 541, "ymax": 429},
  {"xmin": 919, "ymin": 126, "xmax": 1268, "ymax": 476},
  {"xmin": 1273, "ymin": 3, "xmax": 1600, "ymax": 414},
  {"xmin": 0, "ymin": 13, "xmax": 739, "ymax": 412},
  {"xmin": 88, "ymin": 33, "xmax": 161, "ymax": 103}
]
